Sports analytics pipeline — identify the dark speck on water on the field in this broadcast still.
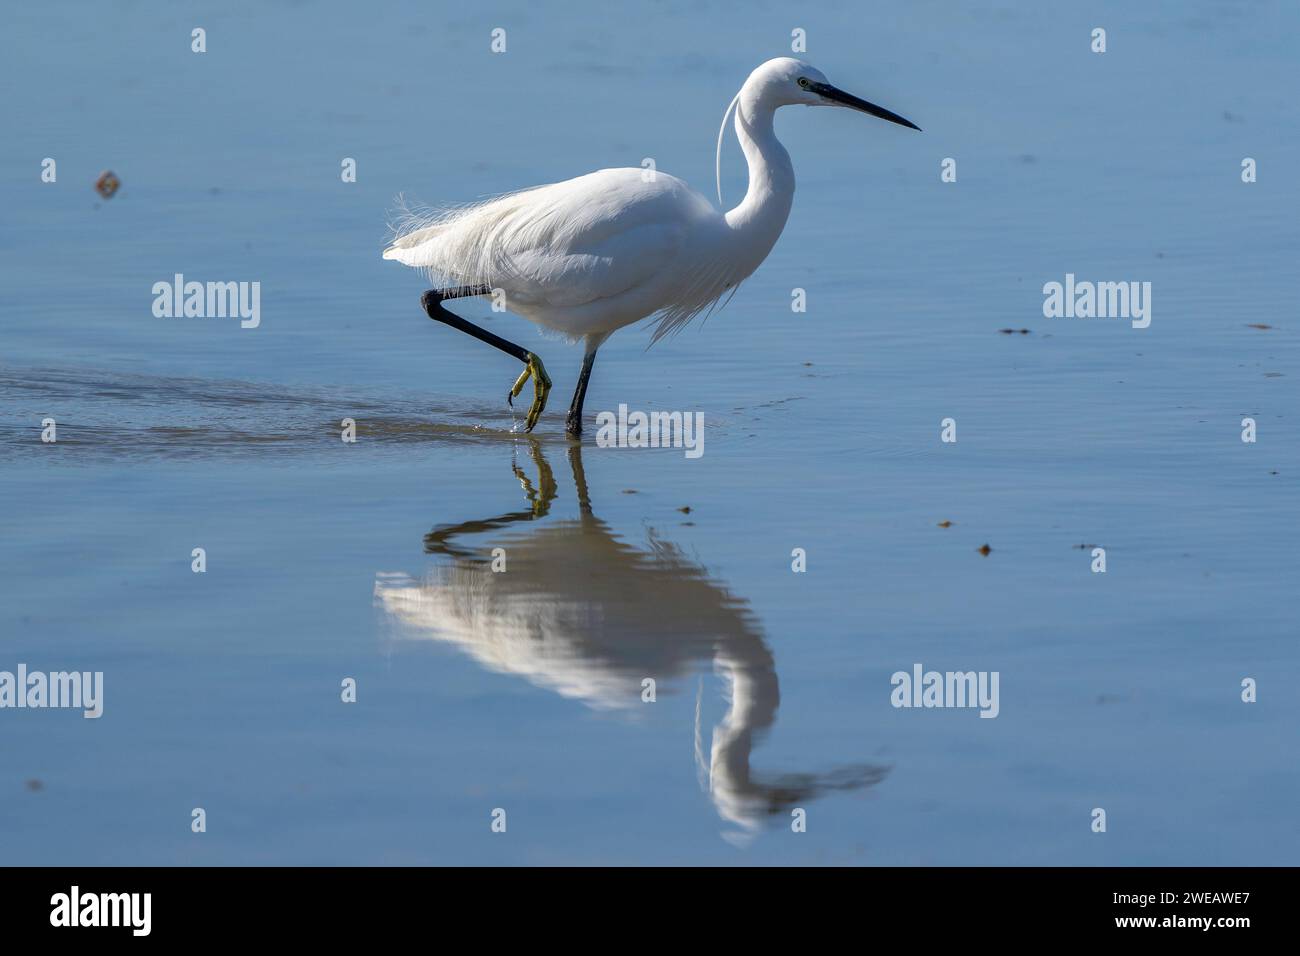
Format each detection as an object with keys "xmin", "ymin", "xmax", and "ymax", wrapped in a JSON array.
[{"xmin": 93, "ymin": 169, "xmax": 120, "ymax": 199}]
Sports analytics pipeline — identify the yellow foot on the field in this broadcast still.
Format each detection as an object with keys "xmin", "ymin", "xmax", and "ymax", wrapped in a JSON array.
[{"xmin": 507, "ymin": 352, "xmax": 551, "ymax": 433}]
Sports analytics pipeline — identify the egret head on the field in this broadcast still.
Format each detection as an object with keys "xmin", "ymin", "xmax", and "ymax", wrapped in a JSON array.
[{"xmin": 750, "ymin": 57, "xmax": 921, "ymax": 131}]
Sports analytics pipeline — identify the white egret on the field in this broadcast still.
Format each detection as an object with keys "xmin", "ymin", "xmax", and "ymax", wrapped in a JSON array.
[{"xmin": 383, "ymin": 56, "xmax": 919, "ymax": 436}]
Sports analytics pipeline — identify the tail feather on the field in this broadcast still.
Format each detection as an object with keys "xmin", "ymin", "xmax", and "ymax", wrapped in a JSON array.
[{"xmin": 382, "ymin": 188, "xmax": 544, "ymax": 284}]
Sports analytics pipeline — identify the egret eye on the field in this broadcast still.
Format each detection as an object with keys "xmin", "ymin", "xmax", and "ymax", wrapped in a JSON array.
[{"xmin": 797, "ymin": 77, "xmax": 810, "ymax": 89}]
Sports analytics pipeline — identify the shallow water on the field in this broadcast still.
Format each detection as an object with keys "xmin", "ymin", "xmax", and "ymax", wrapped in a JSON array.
[{"xmin": 1, "ymin": 1, "xmax": 1297, "ymax": 864}]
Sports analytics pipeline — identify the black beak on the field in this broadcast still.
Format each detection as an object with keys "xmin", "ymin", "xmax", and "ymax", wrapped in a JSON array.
[{"xmin": 808, "ymin": 81, "xmax": 921, "ymax": 131}]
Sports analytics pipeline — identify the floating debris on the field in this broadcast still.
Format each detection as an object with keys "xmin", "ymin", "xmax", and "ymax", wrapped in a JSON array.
[
  {"xmin": 677, "ymin": 506, "xmax": 692, "ymax": 514},
  {"xmin": 621, "ymin": 489, "xmax": 638, "ymax": 494},
  {"xmin": 1073, "ymin": 543, "xmax": 1101, "ymax": 550},
  {"xmin": 25, "ymin": 779, "xmax": 44, "ymax": 792},
  {"xmin": 936, "ymin": 520, "xmax": 952, "ymax": 528},
  {"xmin": 95, "ymin": 170, "xmax": 121, "ymax": 199},
  {"xmin": 997, "ymin": 328, "xmax": 1031, "ymax": 335},
  {"xmin": 977, "ymin": 544, "xmax": 992, "ymax": 556},
  {"xmin": 1246, "ymin": 323, "xmax": 1272, "ymax": 330}
]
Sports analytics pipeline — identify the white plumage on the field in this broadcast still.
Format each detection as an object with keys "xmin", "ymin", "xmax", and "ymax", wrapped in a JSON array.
[
  {"xmin": 382, "ymin": 57, "xmax": 917, "ymax": 434},
  {"xmin": 385, "ymin": 169, "xmax": 732, "ymax": 343}
]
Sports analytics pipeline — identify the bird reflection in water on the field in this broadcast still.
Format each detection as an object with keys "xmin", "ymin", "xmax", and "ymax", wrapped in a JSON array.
[{"xmin": 374, "ymin": 442, "xmax": 887, "ymax": 842}]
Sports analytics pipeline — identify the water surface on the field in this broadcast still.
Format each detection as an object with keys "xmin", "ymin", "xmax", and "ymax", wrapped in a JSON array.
[{"xmin": 1, "ymin": 0, "xmax": 1297, "ymax": 864}]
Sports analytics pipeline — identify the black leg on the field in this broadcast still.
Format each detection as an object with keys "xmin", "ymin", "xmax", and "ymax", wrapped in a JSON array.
[
  {"xmin": 565, "ymin": 348, "xmax": 598, "ymax": 438},
  {"xmin": 421, "ymin": 288, "xmax": 552, "ymax": 432},
  {"xmin": 421, "ymin": 288, "xmax": 529, "ymax": 363}
]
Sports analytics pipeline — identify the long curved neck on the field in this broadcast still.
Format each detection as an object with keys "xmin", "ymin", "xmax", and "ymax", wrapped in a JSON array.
[{"xmin": 725, "ymin": 88, "xmax": 795, "ymax": 243}]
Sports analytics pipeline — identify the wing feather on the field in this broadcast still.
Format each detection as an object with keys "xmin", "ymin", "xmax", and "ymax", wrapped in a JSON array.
[{"xmin": 385, "ymin": 169, "xmax": 739, "ymax": 340}]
